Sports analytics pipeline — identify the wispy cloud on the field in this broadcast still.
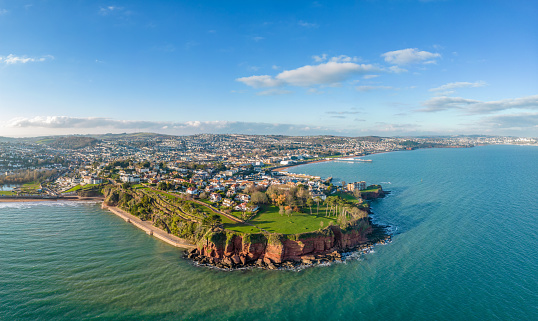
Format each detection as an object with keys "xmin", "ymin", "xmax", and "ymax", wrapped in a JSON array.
[
  {"xmin": 0, "ymin": 54, "xmax": 54, "ymax": 65},
  {"xmin": 0, "ymin": 9, "xmax": 8, "ymax": 15},
  {"xmin": 382, "ymin": 48, "xmax": 441, "ymax": 65},
  {"xmin": 482, "ymin": 112, "xmax": 538, "ymax": 129},
  {"xmin": 312, "ymin": 54, "xmax": 327, "ymax": 62},
  {"xmin": 418, "ymin": 95, "xmax": 538, "ymax": 114},
  {"xmin": 6, "ymin": 116, "xmax": 341, "ymax": 136},
  {"xmin": 298, "ymin": 20, "xmax": 318, "ymax": 28},
  {"xmin": 430, "ymin": 81, "xmax": 487, "ymax": 92},
  {"xmin": 356, "ymin": 85, "xmax": 394, "ymax": 92},
  {"xmin": 99, "ymin": 6, "xmax": 123, "ymax": 15},
  {"xmin": 326, "ymin": 111, "xmax": 361, "ymax": 115},
  {"xmin": 237, "ymin": 59, "xmax": 379, "ymax": 88},
  {"xmin": 373, "ymin": 122, "xmax": 422, "ymax": 133},
  {"xmin": 256, "ymin": 89, "xmax": 292, "ymax": 96}
]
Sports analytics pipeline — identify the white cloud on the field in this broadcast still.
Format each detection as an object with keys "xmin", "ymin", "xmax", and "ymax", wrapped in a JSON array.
[
  {"xmin": 256, "ymin": 89, "xmax": 293, "ymax": 96},
  {"xmin": 430, "ymin": 81, "xmax": 487, "ymax": 92},
  {"xmin": 356, "ymin": 85, "xmax": 394, "ymax": 92},
  {"xmin": 236, "ymin": 75, "xmax": 284, "ymax": 88},
  {"xmin": 8, "ymin": 116, "xmax": 160, "ymax": 129},
  {"xmin": 326, "ymin": 111, "xmax": 361, "ymax": 115},
  {"xmin": 277, "ymin": 62, "xmax": 377, "ymax": 86},
  {"xmin": 470, "ymin": 95, "xmax": 538, "ymax": 114},
  {"xmin": 0, "ymin": 9, "xmax": 8, "ymax": 15},
  {"xmin": 418, "ymin": 95, "xmax": 538, "ymax": 114},
  {"xmin": 308, "ymin": 88, "xmax": 324, "ymax": 94},
  {"xmin": 298, "ymin": 20, "xmax": 318, "ymax": 28},
  {"xmin": 252, "ymin": 36, "xmax": 265, "ymax": 42},
  {"xmin": 363, "ymin": 74, "xmax": 379, "ymax": 79},
  {"xmin": 99, "ymin": 6, "xmax": 123, "ymax": 15},
  {"xmin": 0, "ymin": 54, "xmax": 54, "ymax": 65},
  {"xmin": 238, "ymin": 60, "xmax": 379, "ymax": 88},
  {"xmin": 482, "ymin": 112, "xmax": 538, "ymax": 129},
  {"xmin": 388, "ymin": 65, "xmax": 408, "ymax": 73},
  {"xmin": 382, "ymin": 48, "xmax": 441, "ymax": 65},
  {"xmin": 6, "ymin": 116, "xmax": 341, "ymax": 136},
  {"xmin": 329, "ymin": 55, "xmax": 360, "ymax": 63},
  {"xmin": 312, "ymin": 54, "xmax": 327, "ymax": 62},
  {"xmin": 373, "ymin": 122, "xmax": 421, "ymax": 133},
  {"xmin": 418, "ymin": 96, "xmax": 480, "ymax": 112}
]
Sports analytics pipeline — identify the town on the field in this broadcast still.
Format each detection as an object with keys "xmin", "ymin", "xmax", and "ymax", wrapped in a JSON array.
[{"xmin": 0, "ymin": 133, "xmax": 536, "ymax": 202}]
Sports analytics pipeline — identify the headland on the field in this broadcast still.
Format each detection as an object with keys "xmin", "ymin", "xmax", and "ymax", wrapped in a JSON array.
[{"xmin": 100, "ymin": 182, "xmax": 391, "ymax": 270}]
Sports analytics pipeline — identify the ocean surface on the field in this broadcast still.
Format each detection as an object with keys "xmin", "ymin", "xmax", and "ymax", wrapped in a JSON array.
[{"xmin": 1, "ymin": 145, "xmax": 537, "ymax": 320}]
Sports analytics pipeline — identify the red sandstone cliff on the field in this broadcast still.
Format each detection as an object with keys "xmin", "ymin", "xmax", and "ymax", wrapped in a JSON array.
[{"xmin": 194, "ymin": 220, "xmax": 372, "ymax": 267}]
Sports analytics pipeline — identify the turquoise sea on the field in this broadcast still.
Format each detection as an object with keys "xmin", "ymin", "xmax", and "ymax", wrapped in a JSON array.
[{"xmin": 1, "ymin": 145, "xmax": 537, "ymax": 320}]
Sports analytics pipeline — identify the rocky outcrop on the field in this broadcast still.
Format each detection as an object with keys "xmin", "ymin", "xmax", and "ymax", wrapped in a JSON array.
[
  {"xmin": 186, "ymin": 219, "xmax": 390, "ymax": 269},
  {"xmin": 360, "ymin": 185, "xmax": 388, "ymax": 200}
]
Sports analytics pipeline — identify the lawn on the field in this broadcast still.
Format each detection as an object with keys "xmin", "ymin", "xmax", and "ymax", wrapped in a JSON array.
[
  {"xmin": 361, "ymin": 186, "xmax": 381, "ymax": 193},
  {"xmin": 0, "ymin": 191, "xmax": 16, "ymax": 196},
  {"xmin": 247, "ymin": 205, "xmax": 337, "ymax": 234},
  {"xmin": 19, "ymin": 182, "xmax": 41, "ymax": 194},
  {"xmin": 223, "ymin": 219, "xmax": 262, "ymax": 234},
  {"xmin": 64, "ymin": 185, "xmax": 82, "ymax": 193},
  {"xmin": 334, "ymin": 191, "xmax": 360, "ymax": 203},
  {"xmin": 63, "ymin": 184, "xmax": 100, "ymax": 193}
]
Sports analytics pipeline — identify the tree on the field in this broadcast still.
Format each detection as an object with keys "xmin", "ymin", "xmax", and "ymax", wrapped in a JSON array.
[
  {"xmin": 306, "ymin": 198, "xmax": 314, "ymax": 214},
  {"xmin": 202, "ymin": 214, "xmax": 222, "ymax": 228},
  {"xmin": 313, "ymin": 197, "xmax": 321, "ymax": 215},
  {"xmin": 285, "ymin": 206, "xmax": 292, "ymax": 217},
  {"xmin": 251, "ymin": 191, "xmax": 268, "ymax": 205}
]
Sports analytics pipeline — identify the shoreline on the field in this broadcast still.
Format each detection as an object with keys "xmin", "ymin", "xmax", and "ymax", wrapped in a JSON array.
[
  {"xmin": 101, "ymin": 204, "xmax": 196, "ymax": 250},
  {"xmin": 0, "ymin": 196, "xmax": 195, "ymax": 250},
  {"xmin": 0, "ymin": 196, "xmax": 104, "ymax": 203},
  {"xmin": 273, "ymin": 155, "xmax": 358, "ymax": 172}
]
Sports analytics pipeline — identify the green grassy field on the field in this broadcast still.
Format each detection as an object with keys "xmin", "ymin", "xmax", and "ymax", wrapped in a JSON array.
[
  {"xmin": 0, "ymin": 191, "xmax": 16, "ymax": 196},
  {"xmin": 223, "ymin": 220, "xmax": 262, "ymax": 234},
  {"xmin": 63, "ymin": 184, "xmax": 100, "ymax": 193},
  {"xmin": 19, "ymin": 182, "xmax": 41, "ymax": 194},
  {"xmin": 245, "ymin": 205, "xmax": 337, "ymax": 234},
  {"xmin": 334, "ymin": 191, "xmax": 360, "ymax": 203},
  {"xmin": 361, "ymin": 186, "xmax": 381, "ymax": 193}
]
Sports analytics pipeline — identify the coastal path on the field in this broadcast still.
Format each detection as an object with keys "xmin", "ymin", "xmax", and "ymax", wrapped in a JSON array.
[{"xmin": 104, "ymin": 204, "xmax": 195, "ymax": 250}]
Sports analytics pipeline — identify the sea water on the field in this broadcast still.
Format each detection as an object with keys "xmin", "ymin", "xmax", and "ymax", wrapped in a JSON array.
[{"xmin": 0, "ymin": 145, "xmax": 537, "ymax": 320}]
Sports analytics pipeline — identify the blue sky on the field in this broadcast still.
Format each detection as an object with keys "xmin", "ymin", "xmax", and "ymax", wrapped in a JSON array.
[{"xmin": 0, "ymin": 0, "xmax": 537, "ymax": 137}]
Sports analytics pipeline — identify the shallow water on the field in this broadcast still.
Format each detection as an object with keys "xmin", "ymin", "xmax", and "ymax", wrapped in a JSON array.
[{"xmin": 1, "ymin": 145, "xmax": 537, "ymax": 320}]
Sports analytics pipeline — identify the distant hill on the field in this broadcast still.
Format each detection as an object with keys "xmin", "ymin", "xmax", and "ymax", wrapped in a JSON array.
[
  {"xmin": 90, "ymin": 132, "xmax": 174, "ymax": 140},
  {"xmin": 35, "ymin": 136, "xmax": 99, "ymax": 149},
  {"xmin": 0, "ymin": 136, "xmax": 18, "ymax": 143}
]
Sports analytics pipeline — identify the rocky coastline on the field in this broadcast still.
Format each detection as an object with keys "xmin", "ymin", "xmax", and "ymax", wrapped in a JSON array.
[{"xmin": 184, "ymin": 221, "xmax": 392, "ymax": 270}]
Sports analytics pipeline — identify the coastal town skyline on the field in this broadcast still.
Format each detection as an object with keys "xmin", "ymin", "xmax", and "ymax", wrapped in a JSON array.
[{"xmin": 0, "ymin": 0, "xmax": 537, "ymax": 137}]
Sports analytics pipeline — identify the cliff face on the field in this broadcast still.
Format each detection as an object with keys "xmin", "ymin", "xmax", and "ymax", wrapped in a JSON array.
[
  {"xmin": 361, "ymin": 186, "xmax": 387, "ymax": 200},
  {"xmin": 195, "ymin": 221, "xmax": 372, "ymax": 267}
]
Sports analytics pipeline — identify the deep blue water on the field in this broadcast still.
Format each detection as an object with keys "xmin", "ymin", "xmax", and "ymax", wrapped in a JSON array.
[{"xmin": 1, "ymin": 145, "xmax": 537, "ymax": 320}]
